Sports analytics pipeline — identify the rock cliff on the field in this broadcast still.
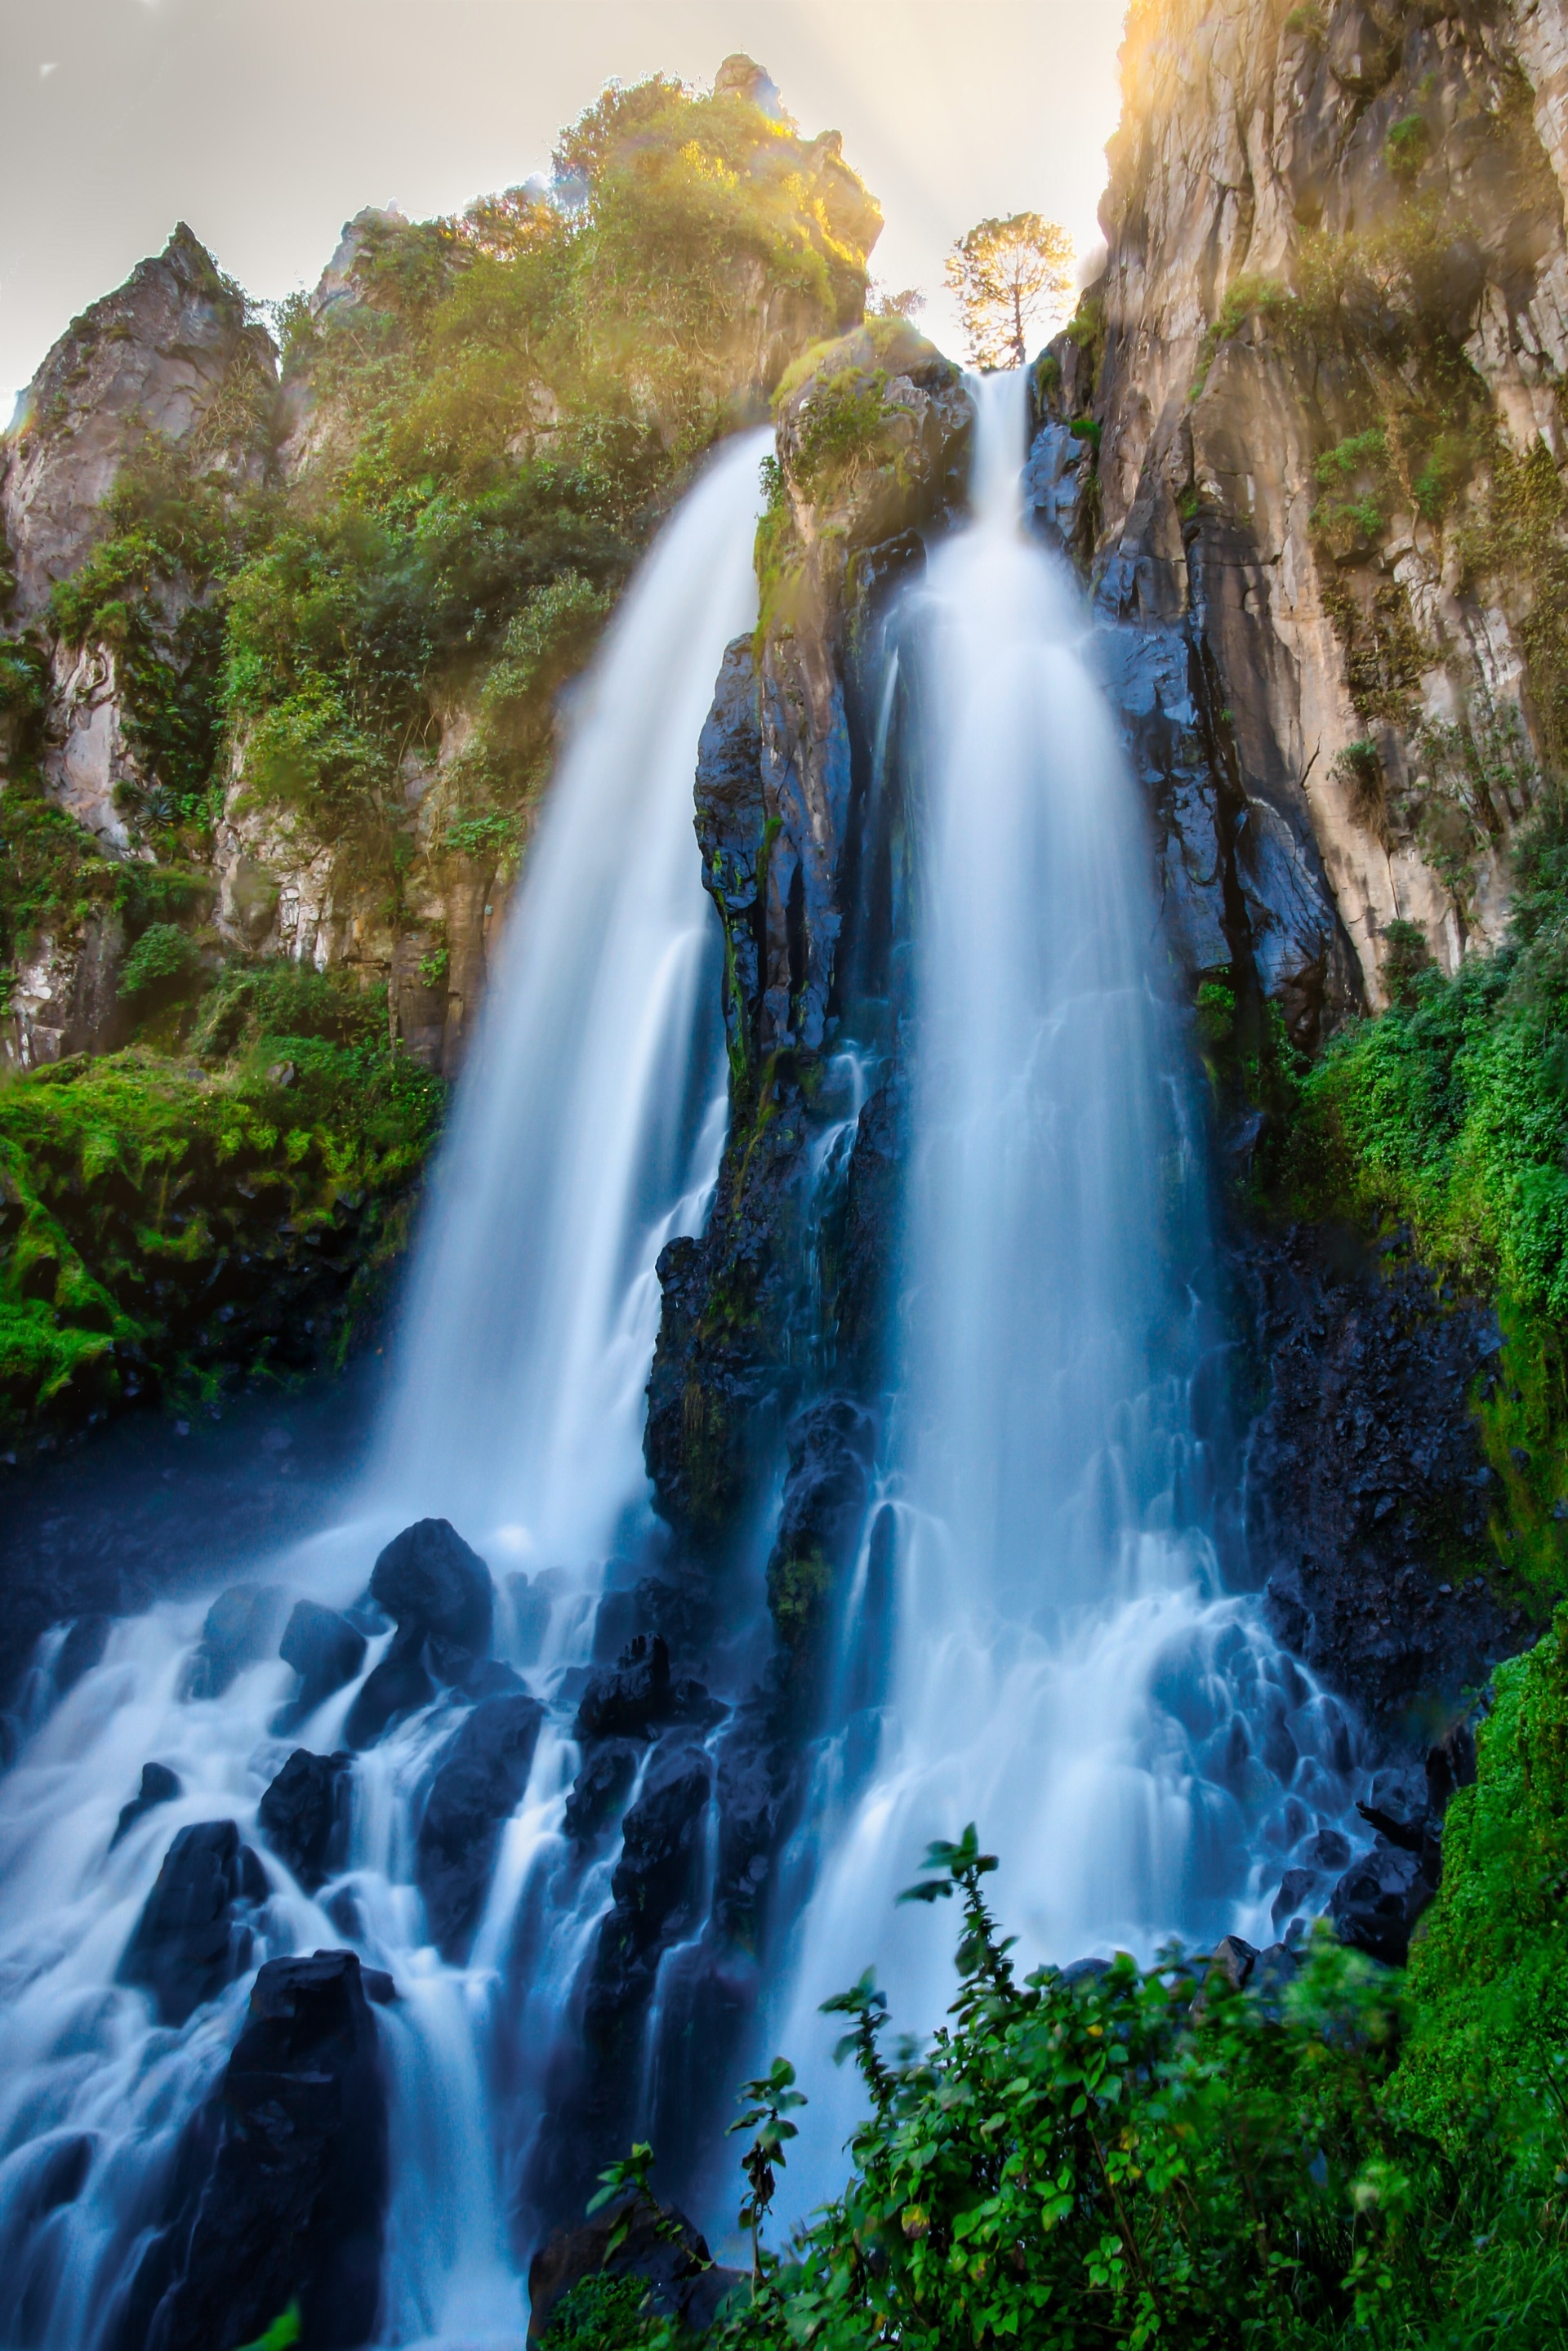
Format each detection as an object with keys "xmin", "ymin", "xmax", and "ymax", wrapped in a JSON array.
[{"xmin": 1072, "ymin": 0, "xmax": 1568, "ymax": 1028}]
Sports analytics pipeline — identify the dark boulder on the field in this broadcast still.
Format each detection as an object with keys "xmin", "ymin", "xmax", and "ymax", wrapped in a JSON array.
[
  {"xmin": 117, "ymin": 1820, "xmax": 265, "ymax": 2027},
  {"xmin": 368, "ymin": 1518, "xmax": 492, "ymax": 1660},
  {"xmin": 712, "ymin": 1685, "xmax": 804, "ymax": 1951},
  {"xmin": 182, "ymin": 1587, "xmax": 290, "ymax": 1703},
  {"xmin": 764, "ymin": 1397, "xmax": 875, "ymax": 1668},
  {"xmin": 278, "ymin": 1601, "xmax": 366, "ymax": 1712},
  {"xmin": 574, "ymin": 1634, "xmax": 719, "ymax": 1745},
  {"xmin": 527, "ymin": 2193, "xmax": 740, "ymax": 2344},
  {"xmin": 414, "ymin": 1694, "xmax": 545, "ymax": 1959},
  {"xmin": 117, "ymin": 1949, "xmax": 388, "ymax": 2351},
  {"xmin": 586, "ymin": 1743, "xmax": 714, "ymax": 2029},
  {"xmin": 1243, "ymin": 1227, "xmax": 1520, "ymax": 1721},
  {"xmin": 342, "ymin": 1625, "xmax": 434, "ymax": 1751},
  {"xmin": 110, "ymin": 1761, "xmax": 182, "ymax": 1850},
  {"xmin": 1330, "ymin": 1836, "xmax": 1437, "ymax": 1966},
  {"xmin": 563, "ymin": 1738, "xmax": 640, "ymax": 1843},
  {"xmin": 257, "ymin": 1749, "xmax": 352, "ymax": 1893}
]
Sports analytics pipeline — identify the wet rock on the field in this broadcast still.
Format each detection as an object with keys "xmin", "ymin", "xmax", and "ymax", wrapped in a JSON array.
[
  {"xmin": 764, "ymin": 1397, "xmax": 875, "ymax": 1671},
  {"xmin": 711, "ymin": 1683, "xmax": 805, "ymax": 1952},
  {"xmin": 1330, "ymin": 1836, "xmax": 1437, "ymax": 1966},
  {"xmin": 564, "ymin": 1738, "xmax": 640, "ymax": 1843},
  {"xmin": 342, "ymin": 1625, "xmax": 434, "ymax": 1751},
  {"xmin": 278, "ymin": 1600, "xmax": 366, "ymax": 1712},
  {"xmin": 1243, "ymin": 1226, "xmax": 1520, "ymax": 1721},
  {"xmin": 118, "ymin": 1949, "xmax": 387, "ymax": 2351},
  {"xmin": 182, "ymin": 1585, "xmax": 290, "ymax": 1702},
  {"xmin": 54, "ymin": 1614, "xmax": 111, "ymax": 1695},
  {"xmin": 117, "ymin": 1819, "xmax": 264, "ymax": 2027},
  {"xmin": 415, "ymin": 1693, "xmax": 546, "ymax": 1959},
  {"xmin": 368, "ymin": 1517, "xmax": 493, "ymax": 1675},
  {"xmin": 110, "ymin": 1761, "xmax": 182, "ymax": 1850},
  {"xmin": 582, "ymin": 1741, "xmax": 715, "ymax": 2077},
  {"xmin": 574, "ymin": 1635, "xmax": 719, "ymax": 1744},
  {"xmin": 257, "ymin": 1749, "xmax": 352, "ymax": 1893},
  {"xmin": 527, "ymin": 2193, "xmax": 741, "ymax": 2344}
]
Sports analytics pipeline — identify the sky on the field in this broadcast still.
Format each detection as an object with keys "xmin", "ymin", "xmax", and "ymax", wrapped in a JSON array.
[{"xmin": 1, "ymin": 0, "xmax": 1129, "ymax": 405}]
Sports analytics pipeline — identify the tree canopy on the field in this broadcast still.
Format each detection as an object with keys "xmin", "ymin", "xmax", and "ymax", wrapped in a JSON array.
[{"xmin": 945, "ymin": 210, "xmax": 1075, "ymax": 369}]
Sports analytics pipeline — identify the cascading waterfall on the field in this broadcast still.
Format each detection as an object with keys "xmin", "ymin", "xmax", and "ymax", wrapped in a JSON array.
[
  {"xmin": 773, "ymin": 373, "xmax": 1361, "ymax": 2200},
  {"xmin": 0, "ymin": 428, "xmax": 769, "ymax": 2351}
]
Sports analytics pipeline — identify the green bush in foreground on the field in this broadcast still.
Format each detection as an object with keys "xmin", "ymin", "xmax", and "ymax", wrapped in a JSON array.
[{"xmin": 557, "ymin": 1623, "xmax": 1568, "ymax": 2347}]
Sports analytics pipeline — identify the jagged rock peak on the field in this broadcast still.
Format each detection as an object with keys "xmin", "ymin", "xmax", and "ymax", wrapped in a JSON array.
[
  {"xmin": 715, "ymin": 52, "xmax": 788, "ymax": 121},
  {"xmin": 2, "ymin": 220, "xmax": 276, "ymax": 617}
]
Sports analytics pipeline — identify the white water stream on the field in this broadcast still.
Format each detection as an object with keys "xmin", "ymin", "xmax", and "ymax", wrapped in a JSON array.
[
  {"xmin": 772, "ymin": 374, "xmax": 1361, "ymax": 2202},
  {"xmin": 0, "ymin": 429, "xmax": 770, "ymax": 2350}
]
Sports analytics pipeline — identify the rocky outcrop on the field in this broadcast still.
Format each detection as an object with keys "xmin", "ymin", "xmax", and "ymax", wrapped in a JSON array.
[
  {"xmin": 117, "ymin": 1818, "xmax": 268, "ymax": 2028},
  {"xmin": 1242, "ymin": 1221, "xmax": 1526, "ymax": 1720},
  {"xmin": 1071, "ymin": 0, "xmax": 1568, "ymax": 1022},
  {"xmin": 414, "ymin": 1691, "xmax": 545, "ymax": 1957},
  {"xmin": 2, "ymin": 225, "xmax": 274, "ymax": 625},
  {"xmin": 117, "ymin": 1948, "xmax": 389, "ymax": 2351},
  {"xmin": 257, "ymin": 1748, "xmax": 353, "ymax": 1892}
]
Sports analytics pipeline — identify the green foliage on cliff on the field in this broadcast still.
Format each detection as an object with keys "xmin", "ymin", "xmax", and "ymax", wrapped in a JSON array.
[
  {"xmin": 0, "ymin": 967, "xmax": 440, "ymax": 1442},
  {"xmin": 564, "ymin": 1717, "xmax": 1568, "ymax": 2349},
  {"xmin": 1399, "ymin": 1608, "xmax": 1568, "ymax": 2153},
  {"xmin": 219, "ymin": 74, "xmax": 872, "ymax": 868}
]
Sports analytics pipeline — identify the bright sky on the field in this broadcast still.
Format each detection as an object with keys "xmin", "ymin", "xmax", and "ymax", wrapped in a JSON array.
[{"xmin": 1, "ymin": 0, "xmax": 1129, "ymax": 404}]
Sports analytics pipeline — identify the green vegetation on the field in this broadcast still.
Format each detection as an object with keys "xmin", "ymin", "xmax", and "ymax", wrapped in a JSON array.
[
  {"xmin": 549, "ymin": 1725, "xmax": 1568, "ymax": 2349},
  {"xmin": 0, "ymin": 65, "xmax": 876, "ymax": 1438},
  {"xmin": 0, "ymin": 965, "xmax": 440, "ymax": 1442}
]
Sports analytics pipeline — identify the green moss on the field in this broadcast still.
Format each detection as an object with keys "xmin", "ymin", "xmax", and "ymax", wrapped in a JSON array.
[
  {"xmin": 540, "ymin": 2273, "xmax": 661, "ymax": 2349},
  {"xmin": 1387, "ymin": 114, "xmax": 1432, "ymax": 184},
  {"xmin": 0, "ymin": 986, "xmax": 443, "ymax": 1440},
  {"xmin": 1399, "ymin": 1610, "xmax": 1568, "ymax": 2152},
  {"xmin": 767, "ymin": 1543, "xmax": 833, "ymax": 1650}
]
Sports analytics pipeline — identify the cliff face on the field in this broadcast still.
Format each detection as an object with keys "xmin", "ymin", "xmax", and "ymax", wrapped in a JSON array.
[
  {"xmin": 1074, "ymin": 0, "xmax": 1568, "ymax": 1026},
  {"xmin": 0, "ymin": 60, "xmax": 880, "ymax": 1082}
]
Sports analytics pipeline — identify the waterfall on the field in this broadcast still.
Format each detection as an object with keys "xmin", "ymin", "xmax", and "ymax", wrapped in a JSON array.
[
  {"xmin": 0, "ymin": 430, "xmax": 769, "ymax": 2351},
  {"xmin": 772, "ymin": 374, "xmax": 1361, "ymax": 2202},
  {"xmin": 376, "ymin": 430, "xmax": 770, "ymax": 1572}
]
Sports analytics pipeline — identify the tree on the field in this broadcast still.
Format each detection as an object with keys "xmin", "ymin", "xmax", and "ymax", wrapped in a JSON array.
[{"xmin": 944, "ymin": 212, "xmax": 1075, "ymax": 369}]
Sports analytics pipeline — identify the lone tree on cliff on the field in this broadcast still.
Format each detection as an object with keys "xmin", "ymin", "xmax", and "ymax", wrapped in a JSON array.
[{"xmin": 945, "ymin": 212, "xmax": 1075, "ymax": 368}]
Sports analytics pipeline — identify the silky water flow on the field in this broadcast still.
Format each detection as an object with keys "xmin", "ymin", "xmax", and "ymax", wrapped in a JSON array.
[
  {"xmin": 772, "ymin": 373, "xmax": 1365, "ymax": 2206},
  {"xmin": 0, "ymin": 428, "xmax": 771, "ymax": 2349}
]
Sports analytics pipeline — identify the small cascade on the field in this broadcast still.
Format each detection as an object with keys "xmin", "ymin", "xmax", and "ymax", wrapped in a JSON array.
[
  {"xmin": 772, "ymin": 373, "xmax": 1363, "ymax": 2204},
  {"xmin": 0, "ymin": 430, "xmax": 771, "ymax": 2350}
]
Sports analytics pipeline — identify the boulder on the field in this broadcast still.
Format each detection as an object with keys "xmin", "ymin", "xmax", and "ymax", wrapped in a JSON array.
[
  {"xmin": 342, "ymin": 1625, "xmax": 434, "ymax": 1751},
  {"xmin": 182, "ymin": 1586, "xmax": 290, "ymax": 1702},
  {"xmin": 110, "ymin": 1761, "xmax": 182, "ymax": 1850},
  {"xmin": 563, "ymin": 1739, "xmax": 640, "ymax": 1844},
  {"xmin": 414, "ymin": 1694, "xmax": 546, "ymax": 1959},
  {"xmin": 278, "ymin": 1601, "xmax": 366, "ymax": 1712},
  {"xmin": 574, "ymin": 1634, "xmax": 719, "ymax": 1745},
  {"xmin": 1330, "ymin": 1836, "xmax": 1437, "ymax": 1966},
  {"xmin": 368, "ymin": 1518, "xmax": 493, "ymax": 1660},
  {"xmin": 117, "ymin": 1820, "xmax": 265, "ymax": 2027},
  {"xmin": 527, "ymin": 2193, "xmax": 741, "ymax": 2344},
  {"xmin": 116, "ymin": 1950, "xmax": 387, "ymax": 2351},
  {"xmin": 257, "ymin": 1749, "xmax": 352, "ymax": 1892}
]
